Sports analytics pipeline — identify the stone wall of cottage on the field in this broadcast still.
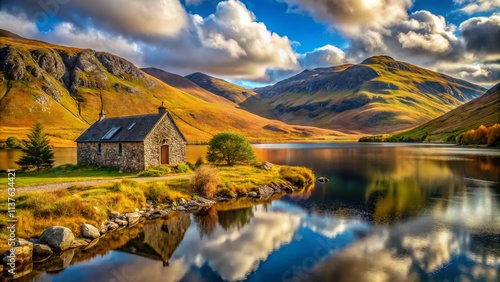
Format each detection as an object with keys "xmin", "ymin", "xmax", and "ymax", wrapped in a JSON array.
[
  {"xmin": 144, "ymin": 114, "xmax": 186, "ymax": 167},
  {"xmin": 77, "ymin": 142, "xmax": 145, "ymax": 171}
]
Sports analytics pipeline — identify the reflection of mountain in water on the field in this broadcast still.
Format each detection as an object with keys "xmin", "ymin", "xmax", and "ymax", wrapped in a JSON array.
[
  {"xmin": 308, "ymin": 186, "xmax": 500, "ymax": 282},
  {"xmin": 118, "ymin": 214, "xmax": 190, "ymax": 263}
]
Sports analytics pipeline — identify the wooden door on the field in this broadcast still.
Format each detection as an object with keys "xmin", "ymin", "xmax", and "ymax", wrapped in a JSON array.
[{"xmin": 161, "ymin": 145, "xmax": 169, "ymax": 164}]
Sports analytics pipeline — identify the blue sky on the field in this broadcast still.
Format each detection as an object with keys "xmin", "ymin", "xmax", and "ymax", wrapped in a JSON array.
[{"xmin": 0, "ymin": 0, "xmax": 498, "ymax": 87}]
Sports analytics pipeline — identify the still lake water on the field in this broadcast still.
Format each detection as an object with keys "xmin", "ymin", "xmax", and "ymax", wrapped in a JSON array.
[{"xmin": 4, "ymin": 143, "xmax": 500, "ymax": 281}]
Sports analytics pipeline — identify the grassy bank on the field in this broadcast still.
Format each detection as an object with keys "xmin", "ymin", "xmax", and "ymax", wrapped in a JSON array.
[
  {"xmin": 0, "ymin": 164, "xmax": 314, "ymax": 253},
  {"xmin": 0, "ymin": 164, "xmax": 194, "ymax": 188}
]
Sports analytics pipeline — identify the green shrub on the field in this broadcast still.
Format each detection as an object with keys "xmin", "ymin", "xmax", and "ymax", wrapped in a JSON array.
[
  {"xmin": 176, "ymin": 163, "xmax": 190, "ymax": 173},
  {"xmin": 6, "ymin": 136, "xmax": 22, "ymax": 149},
  {"xmin": 138, "ymin": 169, "xmax": 163, "ymax": 177},
  {"xmin": 138, "ymin": 166, "xmax": 170, "ymax": 177}
]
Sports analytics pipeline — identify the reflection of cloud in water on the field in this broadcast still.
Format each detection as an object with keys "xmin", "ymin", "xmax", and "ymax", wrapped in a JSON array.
[
  {"xmin": 174, "ymin": 205, "xmax": 302, "ymax": 281},
  {"xmin": 401, "ymin": 229, "xmax": 461, "ymax": 273},
  {"xmin": 438, "ymin": 184, "xmax": 500, "ymax": 232},
  {"xmin": 310, "ymin": 212, "xmax": 500, "ymax": 282},
  {"xmin": 169, "ymin": 201, "xmax": 368, "ymax": 281},
  {"xmin": 301, "ymin": 213, "xmax": 367, "ymax": 239}
]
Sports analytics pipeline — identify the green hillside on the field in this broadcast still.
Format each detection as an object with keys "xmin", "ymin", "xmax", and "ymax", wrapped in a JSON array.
[
  {"xmin": 389, "ymin": 83, "xmax": 500, "ymax": 142},
  {"xmin": 185, "ymin": 72, "xmax": 258, "ymax": 104}
]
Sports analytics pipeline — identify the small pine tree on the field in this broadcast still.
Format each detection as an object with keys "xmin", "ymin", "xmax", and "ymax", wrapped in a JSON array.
[{"xmin": 16, "ymin": 121, "xmax": 55, "ymax": 171}]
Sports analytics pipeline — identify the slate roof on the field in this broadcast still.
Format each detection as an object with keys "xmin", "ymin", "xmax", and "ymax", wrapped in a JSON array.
[{"xmin": 75, "ymin": 112, "xmax": 185, "ymax": 142}]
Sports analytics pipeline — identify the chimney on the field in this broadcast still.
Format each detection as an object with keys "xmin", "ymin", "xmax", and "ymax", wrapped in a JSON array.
[
  {"xmin": 98, "ymin": 103, "xmax": 106, "ymax": 121},
  {"xmin": 158, "ymin": 101, "xmax": 167, "ymax": 115}
]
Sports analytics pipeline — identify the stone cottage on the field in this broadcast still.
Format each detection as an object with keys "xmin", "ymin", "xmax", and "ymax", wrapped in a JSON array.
[{"xmin": 75, "ymin": 102, "xmax": 186, "ymax": 171}]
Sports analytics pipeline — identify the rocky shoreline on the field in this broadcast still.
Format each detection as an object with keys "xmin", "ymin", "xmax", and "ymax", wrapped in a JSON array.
[{"xmin": 1, "ymin": 178, "xmax": 302, "ymax": 280}]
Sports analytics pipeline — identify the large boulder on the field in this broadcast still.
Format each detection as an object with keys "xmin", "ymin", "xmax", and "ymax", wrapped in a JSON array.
[
  {"xmin": 39, "ymin": 226, "xmax": 75, "ymax": 251},
  {"xmin": 80, "ymin": 224, "xmax": 100, "ymax": 239}
]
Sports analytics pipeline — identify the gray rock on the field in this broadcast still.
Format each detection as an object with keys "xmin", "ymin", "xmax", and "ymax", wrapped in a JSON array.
[
  {"xmin": 106, "ymin": 222, "xmax": 119, "ymax": 232},
  {"xmin": 186, "ymin": 201, "xmax": 200, "ymax": 208},
  {"xmin": 80, "ymin": 224, "xmax": 100, "ymax": 239},
  {"xmin": 147, "ymin": 210, "xmax": 169, "ymax": 219},
  {"xmin": 124, "ymin": 213, "xmax": 142, "ymax": 226},
  {"xmin": 317, "ymin": 177, "xmax": 329, "ymax": 183},
  {"xmin": 261, "ymin": 161, "xmax": 273, "ymax": 170},
  {"xmin": 114, "ymin": 218, "xmax": 128, "ymax": 227},
  {"xmin": 108, "ymin": 211, "xmax": 121, "ymax": 218},
  {"xmin": 33, "ymin": 243, "xmax": 53, "ymax": 257},
  {"xmin": 195, "ymin": 197, "xmax": 215, "ymax": 206},
  {"xmin": 39, "ymin": 226, "xmax": 75, "ymax": 251},
  {"xmin": 178, "ymin": 198, "xmax": 187, "ymax": 205},
  {"xmin": 248, "ymin": 191, "xmax": 258, "ymax": 198},
  {"xmin": 176, "ymin": 206, "xmax": 186, "ymax": 211},
  {"xmin": 258, "ymin": 185, "xmax": 274, "ymax": 198}
]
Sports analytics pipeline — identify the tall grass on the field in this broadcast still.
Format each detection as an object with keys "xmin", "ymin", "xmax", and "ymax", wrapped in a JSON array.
[
  {"xmin": 279, "ymin": 166, "xmax": 315, "ymax": 188},
  {"xmin": 192, "ymin": 165, "xmax": 219, "ymax": 198}
]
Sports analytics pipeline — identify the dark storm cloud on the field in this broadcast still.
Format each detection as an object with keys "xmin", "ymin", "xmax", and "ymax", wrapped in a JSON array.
[{"xmin": 460, "ymin": 14, "xmax": 500, "ymax": 55}]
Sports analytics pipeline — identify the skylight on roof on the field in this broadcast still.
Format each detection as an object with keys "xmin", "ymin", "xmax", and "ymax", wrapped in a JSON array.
[
  {"xmin": 127, "ymin": 122, "xmax": 136, "ymax": 131},
  {"xmin": 102, "ymin": 127, "xmax": 121, "ymax": 140}
]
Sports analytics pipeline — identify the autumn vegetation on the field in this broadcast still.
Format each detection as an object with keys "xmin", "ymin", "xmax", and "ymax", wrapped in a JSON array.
[{"xmin": 457, "ymin": 124, "xmax": 500, "ymax": 147}]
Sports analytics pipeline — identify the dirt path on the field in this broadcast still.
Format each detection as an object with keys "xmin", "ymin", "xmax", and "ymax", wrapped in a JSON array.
[{"xmin": 17, "ymin": 174, "xmax": 193, "ymax": 193}]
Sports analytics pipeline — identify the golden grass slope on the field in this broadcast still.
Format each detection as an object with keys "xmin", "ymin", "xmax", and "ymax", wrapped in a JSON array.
[
  {"xmin": 246, "ymin": 56, "xmax": 486, "ymax": 134},
  {"xmin": 391, "ymin": 83, "xmax": 500, "ymax": 142}
]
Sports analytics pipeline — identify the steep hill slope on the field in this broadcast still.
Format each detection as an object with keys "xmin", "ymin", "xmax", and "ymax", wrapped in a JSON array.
[
  {"xmin": 0, "ymin": 30, "xmax": 339, "ymax": 146},
  {"xmin": 193, "ymin": 56, "xmax": 483, "ymax": 134},
  {"xmin": 390, "ymin": 82, "xmax": 500, "ymax": 142},
  {"xmin": 185, "ymin": 72, "xmax": 258, "ymax": 104}
]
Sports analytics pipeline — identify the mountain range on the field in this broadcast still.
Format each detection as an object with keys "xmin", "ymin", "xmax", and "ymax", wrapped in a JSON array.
[
  {"xmin": 0, "ymin": 30, "xmax": 338, "ymax": 146},
  {"xmin": 0, "ymin": 29, "xmax": 495, "ymax": 145},
  {"xmin": 186, "ymin": 56, "xmax": 486, "ymax": 134}
]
